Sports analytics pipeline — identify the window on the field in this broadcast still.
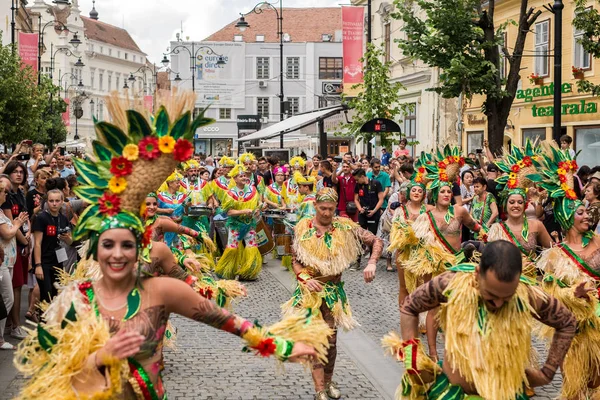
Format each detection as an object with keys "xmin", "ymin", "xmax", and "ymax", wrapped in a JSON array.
[
  {"xmin": 90, "ymin": 68, "xmax": 96, "ymax": 89},
  {"xmin": 256, "ymin": 34, "xmax": 265, "ymax": 42},
  {"xmin": 219, "ymin": 108, "xmax": 232, "ymax": 120},
  {"xmin": 125, "ymin": 53, "xmax": 129, "ymax": 60},
  {"xmin": 118, "ymin": 51, "xmax": 121, "ymax": 58},
  {"xmin": 286, "ymin": 57, "xmax": 300, "ymax": 79},
  {"xmin": 133, "ymin": 55, "xmax": 137, "ymax": 62},
  {"xmin": 319, "ymin": 57, "xmax": 343, "ymax": 80},
  {"xmin": 100, "ymin": 46, "xmax": 104, "ymax": 54},
  {"xmin": 574, "ymin": 9, "xmax": 591, "ymax": 70},
  {"xmin": 98, "ymin": 100, "xmax": 104, "ymax": 120},
  {"xmin": 234, "ymin": 34, "xmax": 243, "ymax": 42},
  {"xmin": 288, "ymin": 97, "xmax": 300, "ymax": 115},
  {"xmin": 575, "ymin": 126, "xmax": 600, "ymax": 168},
  {"xmin": 534, "ymin": 20, "xmax": 550, "ymax": 77},
  {"xmin": 257, "ymin": 57, "xmax": 270, "ymax": 79},
  {"xmin": 467, "ymin": 131, "xmax": 484, "ymax": 154},
  {"xmin": 107, "ymin": 73, "xmax": 112, "ymax": 91},
  {"xmin": 522, "ymin": 128, "xmax": 546, "ymax": 146},
  {"xmin": 98, "ymin": 71, "xmax": 104, "ymax": 91},
  {"xmin": 257, "ymin": 97, "xmax": 269, "ymax": 118},
  {"xmin": 384, "ymin": 23, "xmax": 391, "ymax": 63},
  {"xmin": 108, "ymin": 48, "xmax": 112, "ymax": 56},
  {"xmin": 403, "ymin": 103, "xmax": 417, "ymax": 155}
]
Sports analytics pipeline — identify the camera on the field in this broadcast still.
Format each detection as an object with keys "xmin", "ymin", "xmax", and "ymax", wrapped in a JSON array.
[
  {"xmin": 57, "ymin": 226, "xmax": 71, "ymax": 235},
  {"xmin": 16, "ymin": 153, "xmax": 30, "ymax": 161}
]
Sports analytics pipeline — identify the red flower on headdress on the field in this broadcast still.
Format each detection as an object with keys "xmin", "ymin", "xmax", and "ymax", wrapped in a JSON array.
[
  {"xmin": 99, "ymin": 193, "xmax": 121, "ymax": 216},
  {"xmin": 572, "ymin": 161, "xmax": 579, "ymax": 171},
  {"xmin": 438, "ymin": 162, "xmax": 446, "ymax": 169},
  {"xmin": 139, "ymin": 137, "xmax": 160, "ymax": 160},
  {"xmin": 418, "ymin": 167, "xmax": 426, "ymax": 173},
  {"xmin": 253, "ymin": 337, "xmax": 277, "ymax": 357},
  {"xmin": 440, "ymin": 173, "xmax": 449, "ymax": 182},
  {"xmin": 566, "ymin": 189, "xmax": 578, "ymax": 200},
  {"xmin": 109, "ymin": 156, "xmax": 133, "ymax": 177},
  {"xmin": 142, "ymin": 225, "xmax": 153, "ymax": 247},
  {"xmin": 522, "ymin": 156, "xmax": 532, "ymax": 167},
  {"xmin": 173, "ymin": 139, "xmax": 193, "ymax": 162},
  {"xmin": 558, "ymin": 161, "xmax": 567, "ymax": 170},
  {"xmin": 459, "ymin": 158, "xmax": 465, "ymax": 167},
  {"xmin": 511, "ymin": 165, "xmax": 520, "ymax": 173},
  {"xmin": 558, "ymin": 174, "xmax": 567, "ymax": 183}
]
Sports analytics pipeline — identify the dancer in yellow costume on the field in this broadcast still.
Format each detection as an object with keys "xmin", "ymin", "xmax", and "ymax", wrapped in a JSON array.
[
  {"xmin": 295, "ymin": 171, "xmax": 317, "ymax": 222},
  {"xmin": 283, "ymin": 156, "xmax": 306, "ymax": 211},
  {"xmin": 239, "ymin": 152, "xmax": 265, "ymax": 194},
  {"xmin": 383, "ymin": 241, "xmax": 576, "ymax": 400},
  {"xmin": 283, "ymin": 188, "xmax": 383, "ymax": 400},
  {"xmin": 211, "ymin": 155, "xmax": 236, "ymax": 203},
  {"xmin": 215, "ymin": 164, "xmax": 263, "ymax": 280},
  {"xmin": 531, "ymin": 146, "xmax": 600, "ymax": 399}
]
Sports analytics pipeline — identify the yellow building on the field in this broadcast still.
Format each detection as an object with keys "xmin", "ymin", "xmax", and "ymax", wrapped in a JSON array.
[{"xmin": 462, "ymin": 0, "xmax": 600, "ymax": 168}]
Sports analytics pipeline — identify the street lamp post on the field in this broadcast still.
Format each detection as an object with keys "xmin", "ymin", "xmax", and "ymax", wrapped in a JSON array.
[
  {"xmin": 161, "ymin": 44, "xmax": 226, "ymax": 94},
  {"xmin": 11, "ymin": 0, "xmax": 17, "ymax": 54},
  {"xmin": 235, "ymin": 1, "xmax": 285, "ymax": 148},
  {"xmin": 59, "ymin": 72, "xmax": 83, "ymax": 97},
  {"xmin": 37, "ymin": 14, "xmax": 81, "ymax": 86}
]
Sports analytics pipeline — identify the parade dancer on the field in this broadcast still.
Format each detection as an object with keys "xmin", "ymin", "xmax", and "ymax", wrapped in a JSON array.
[
  {"xmin": 239, "ymin": 152, "xmax": 265, "ymax": 194},
  {"xmin": 388, "ymin": 157, "xmax": 431, "ymax": 306},
  {"xmin": 405, "ymin": 145, "xmax": 485, "ymax": 358},
  {"xmin": 283, "ymin": 156, "xmax": 306, "ymax": 211},
  {"xmin": 383, "ymin": 241, "xmax": 576, "ymax": 400},
  {"xmin": 211, "ymin": 155, "xmax": 236, "ymax": 203},
  {"xmin": 488, "ymin": 141, "xmax": 552, "ymax": 276},
  {"xmin": 531, "ymin": 147, "xmax": 600, "ymax": 399},
  {"xmin": 179, "ymin": 160, "xmax": 214, "ymax": 251},
  {"xmin": 295, "ymin": 172, "xmax": 317, "ymax": 222},
  {"xmin": 156, "ymin": 171, "xmax": 187, "ymax": 247},
  {"xmin": 264, "ymin": 166, "xmax": 287, "ymax": 210},
  {"xmin": 14, "ymin": 93, "xmax": 331, "ymax": 400},
  {"xmin": 283, "ymin": 188, "xmax": 383, "ymax": 400},
  {"xmin": 214, "ymin": 164, "xmax": 263, "ymax": 280}
]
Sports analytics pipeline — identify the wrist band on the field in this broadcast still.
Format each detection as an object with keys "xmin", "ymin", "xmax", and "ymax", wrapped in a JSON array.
[
  {"xmin": 296, "ymin": 271, "xmax": 312, "ymax": 284},
  {"xmin": 400, "ymin": 338, "xmax": 421, "ymax": 375}
]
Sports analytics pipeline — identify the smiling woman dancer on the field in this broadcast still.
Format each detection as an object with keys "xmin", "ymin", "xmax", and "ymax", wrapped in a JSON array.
[
  {"xmin": 13, "ymin": 93, "xmax": 330, "ymax": 400},
  {"xmin": 532, "ymin": 147, "xmax": 600, "ymax": 400}
]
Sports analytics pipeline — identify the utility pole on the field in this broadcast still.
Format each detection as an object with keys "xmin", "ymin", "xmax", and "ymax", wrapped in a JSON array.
[
  {"xmin": 552, "ymin": 0, "xmax": 563, "ymax": 143},
  {"xmin": 366, "ymin": 0, "xmax": 373, "ymax": 157}
]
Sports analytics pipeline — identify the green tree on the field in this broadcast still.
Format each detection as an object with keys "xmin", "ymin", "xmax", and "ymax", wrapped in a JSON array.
[
  {"xmin": 0, "ymin": 35, "xmax": 66, "ymax": 146},
  {"xmin": 392, "ymin": 0, "xmax": 541, "ymax": 155},
  {"xmin": 336, "ymin": 43, "xmax": 410, "ymax": 153},
  {"xmin": 573, "ymin": 0, "xmax": 600, "ymax": 95}
]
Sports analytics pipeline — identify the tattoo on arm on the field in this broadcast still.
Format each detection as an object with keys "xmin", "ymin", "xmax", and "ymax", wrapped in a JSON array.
[
  {"xmin": 190, "ymin": 298, "xmax": 253, "ymax": 337},
  {"xmin": 532, "ymin": 292, "xmax": 577, "ymax": 378},
  {"xmin": 401, "ymin": 272, "xmax": 453, "ymax": 316},
  {"xmin": 356, "ymin": 227, "xmax": 384, "ymax": 264}
]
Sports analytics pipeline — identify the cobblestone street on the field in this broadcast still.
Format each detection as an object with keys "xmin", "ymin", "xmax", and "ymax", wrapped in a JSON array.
[{"xmin": 0, "ymin": 257, "xmax": 563, "ymax": 399}]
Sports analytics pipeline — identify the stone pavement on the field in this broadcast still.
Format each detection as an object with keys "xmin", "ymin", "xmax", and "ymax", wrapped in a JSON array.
[{"xmin": 0, "ymin": 257, "xmax": 563, "ymax": 399}]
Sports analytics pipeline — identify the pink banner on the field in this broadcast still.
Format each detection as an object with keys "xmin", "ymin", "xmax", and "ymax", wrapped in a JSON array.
[
  {"xmin": 18, "ymin": 33, "xmax": 39, "ymax": 71},
  {"xmin": 144, "ymin": 95, "xmax": 154, "ymax": 112},
  {"xmin": 62, "ymin": 98, "xmax": 70, "ymax": 127},
  {"xmin": 342, "ymin": 7, "xmax": 364, "ymax": 96}
]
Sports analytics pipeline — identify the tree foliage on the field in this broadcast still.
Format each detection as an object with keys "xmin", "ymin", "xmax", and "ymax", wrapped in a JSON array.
[
  {"xmin": 0, "ymin": 35, "xmax": 66, "ymax": 146},
  {"xmin": 336, "ymin": 43, "xmax": 410, "ymax": 151},
  {"xmin": 573, "ymin": 0, "xmax": 600, "ymax": 95},
  {"xmin": 392, "ymin": 0, "xmax": 541, "ymax": 155}
]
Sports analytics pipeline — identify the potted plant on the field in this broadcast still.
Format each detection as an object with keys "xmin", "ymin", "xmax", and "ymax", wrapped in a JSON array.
[
  {"xmin": 572, "ymin": 66, "xmax": 585, "ymax": 79},
  {"xmin": 528, "ymin": 73, "xmax": 543, "ymax": 85}
]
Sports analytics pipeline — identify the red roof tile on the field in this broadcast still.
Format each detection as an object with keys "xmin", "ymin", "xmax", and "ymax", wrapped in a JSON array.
[
  {"xmin": 81, "ymin": 16, "xmax": 145, "ymax": 54},
  {"xmin": 204, "ymin": 7, "xmax": 342, "ymax": 43}
]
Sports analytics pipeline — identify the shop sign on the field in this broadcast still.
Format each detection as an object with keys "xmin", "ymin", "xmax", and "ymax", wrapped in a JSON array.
[
  {"xmin": 467, "ymin": 114, "xmax": 486, "ymax": 125},
  {"xmin": 532, "ymin": 100, "xmax": 598, "ymax": 117},
  {"xmin": 237, "ymin": 115, "xmax": 261, "ymax": 131},
  {"xmin": 517, "ymin": 82, "xmax": 572, "ymax": 102}
]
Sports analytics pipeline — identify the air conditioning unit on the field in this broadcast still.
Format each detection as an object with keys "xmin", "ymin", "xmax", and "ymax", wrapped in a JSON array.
[
  {"xmin": 259, "ymin": 80, "xmax": 268, "ymax": 88},
  {"xmin": 260, "ymin": 117, "xmax": 269, "ymax": 123}
]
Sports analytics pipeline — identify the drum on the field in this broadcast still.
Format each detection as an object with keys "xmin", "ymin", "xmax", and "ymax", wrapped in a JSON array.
[
  {"xmin": 275, "ymin": 234, "xmax": 293, "ymax": 256},
  {"xmin": 263, "ymin": 210, "xmax": 286, "ymax": 219},
  {"xmin": 255, "ymin": 219, "xmax": 275, "ymax": 256},
  {"xmin": 188, "ymin": 206, "xmax": 212, "ymax": 217},
  {"xmin": 273, "ymin": 219, "xmax": 287, "ymax": 235},
  {"xmin": 285, "ymin": 212, "xmax": 297, "ymax": 223},
  {"xmin": 214, "ymin": 219, "xmax": 229, "ymax": 247}
]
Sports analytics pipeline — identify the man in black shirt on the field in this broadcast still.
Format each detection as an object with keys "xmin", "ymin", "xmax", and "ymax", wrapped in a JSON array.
[
  {"xmin": 485, "ymin": 163, "xmax": 499, "ymax": 201},
  {"xmin": 319, "ymin": 160, "xmax": 338, "ymax": 192},
  {"xmin": 352, "ymin": 168, "xmax": 384, "ymax": 235}
]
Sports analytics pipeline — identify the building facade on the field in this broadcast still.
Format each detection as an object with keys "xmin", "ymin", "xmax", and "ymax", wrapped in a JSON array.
[
  {"xmin": 28, "ymin": 0, "xmax": 153, "ymax": 145},
  {"xmin": 462, "ymin": 0, "xmax": 600, "ymax": 168},
  {"xmin": 167, "ymin": 7, "xmax": 344, "ymax": 158},
  {"xmin": 351, "ymin": 0, "xmax": 459, "ymax": 158}
]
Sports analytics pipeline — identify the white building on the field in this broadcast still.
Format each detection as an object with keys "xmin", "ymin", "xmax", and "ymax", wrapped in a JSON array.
[
  {"xmin": 167, "ymin": 7, "xmax": 346, "ymax": 158},
  {"xmin": 352, "ymin": 0, "xmax": 459, "ymax": 157},
  {"xmin": 1, "ymin": 0, "xmax": 37, "ymax": 48},
  {"xmin": 28, "ymin": 0, "xmax": 154, "ymax": 145}
]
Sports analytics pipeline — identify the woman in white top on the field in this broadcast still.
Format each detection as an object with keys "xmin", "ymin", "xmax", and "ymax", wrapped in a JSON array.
[{"xmin": 0, "ymin": 180, "xmax": 28, "ymax": 349}]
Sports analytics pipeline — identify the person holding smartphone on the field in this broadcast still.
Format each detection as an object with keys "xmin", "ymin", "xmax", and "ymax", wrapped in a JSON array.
[{"xmin": 32, "ymin": 189, "xmax": 72, "ymax": 303}]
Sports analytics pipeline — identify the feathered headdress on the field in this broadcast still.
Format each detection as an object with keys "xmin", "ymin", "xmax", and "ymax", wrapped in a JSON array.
[
  {"xmin": 289, "ymin": 156, "xmax": 306, "ymax": 169},
  {"xmin": 425, "ymin": 145, "xmax": 473, "ymax": 201},
  {"xmin": 273, "ymin": 166, "xmax": 288, "ymax": 175},
  {"xmin": 294, "ymin": 171, "xmax": 316, "ymax": 186},
  {"xmin": 410, "ymin": 152, "xmax": 433, "ymax": 190},
  {"xmin": 239, "ymin": 152, "xmax": 256, "ymax": 164},
  {"xmin": 495, "ymin": 139, "xmax": 541, "ymax": 202},
  {"xmin": 219, "ymin": 156, "xmax": 236, "ymax": 167},
  {"xmin": 73, "ymin": 92, "xmax": 215, "ymax": 258},
  {"xmin": 528, "ymin": 145, "xmax": 582, "ymax": 233},
  {"xmin": 228, "ymin": 164, "xmax": 247, "ymax": 178},
  {"xmin": 182, "ymin": 159, "xmax": 200, "ymax": 171}
]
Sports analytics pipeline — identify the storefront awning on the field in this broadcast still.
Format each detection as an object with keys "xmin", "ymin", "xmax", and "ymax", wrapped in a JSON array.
[{"xmin": 239, "ymin": 105, "xmax": 345, "ymax": 142}]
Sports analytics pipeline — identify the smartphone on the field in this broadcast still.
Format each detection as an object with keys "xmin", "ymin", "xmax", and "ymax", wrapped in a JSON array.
[
  {"xmin": 475, "ymin": 148, "xmax": 483, "ymax": 154},
  {"xmin": 59, "ymin": 147, "xmax": 65, "ymax": 156},
  {"xmin": 17, "ymin": 153, "xmax": 30, "ymax": 161}
]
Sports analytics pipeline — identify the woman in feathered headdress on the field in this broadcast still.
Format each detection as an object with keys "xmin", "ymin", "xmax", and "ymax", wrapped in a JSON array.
[
  {"xmin": 264, "ymin": 166, "xmax": 288, "ymax": 210},
  {"xmin": 531, "ymin": 145, "xmax": 600, "ymax": 399},
  {"xmin": 283, "ymin": 156, "xmax": 306, "ymax": 211},
  {"xmin": 404, "ymin": 145, "xmax": 486, "ymax": 357},
  {"xmin": 15, "ymin": 92, "xmax": 328, "ymax": 400}
]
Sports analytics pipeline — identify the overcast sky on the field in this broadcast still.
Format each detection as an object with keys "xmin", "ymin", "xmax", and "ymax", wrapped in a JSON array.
[{"xmin": 77, "ymin": 0, "xmax": 341, "ymax": 63}]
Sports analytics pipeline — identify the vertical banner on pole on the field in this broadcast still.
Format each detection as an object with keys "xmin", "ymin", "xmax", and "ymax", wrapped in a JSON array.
[
  {"xmin": 18, "ymin": 32, "xmax": 39, "ymax": 71},
  {"xmin": 62, "ymin": 98, "xmax": 71, "ymax": 127},
  {"xmin": 144, "ymin": 95, "xmax": 154, "ymax": 112},
  {"xmin": 342, "ymin": 7, "xmax": 364, "ymax": 97}
]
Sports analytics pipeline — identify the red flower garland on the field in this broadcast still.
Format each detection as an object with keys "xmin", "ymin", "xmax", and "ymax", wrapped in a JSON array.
[
  {"xmin": 253, "ymin": 337, "xmax": 277, "ymax": 357},
  {"xmin": 173, "ymin": 139, "xmax": 193, "ymax": 162},
  {"xmin": 142, "ymin": 225, "xmax": 153, "ymax": 247},
  {"xmin": 109, "ymin": 156, "xmax": 133, "ymax": 177},
  {"xmin": 139, "ymin": 137, "xmax": 160, "ymax": 161},
  {"xmin": 99, "ymin": 193, "xmax": 121, "ymax": 216}
]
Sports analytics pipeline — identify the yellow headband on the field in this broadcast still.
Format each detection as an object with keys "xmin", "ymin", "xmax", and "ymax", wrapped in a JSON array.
[
  {"xmin": 315, "ymin": 187, "xmax": 338, "ymax": 203},
  {"xmin": 183, "ymin": 160, "xmax": 200, "ymax": 171},
  {"xmin": 228, "ymin": 164, "xmax": 247, "ymax": 178},
  {"xmin": 220, "ymin": 156, "xmax": 236, "ymax": 167},
  {"xmin": 239, "ymin": 152, "xmax": 256, "ymax": 164}
]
